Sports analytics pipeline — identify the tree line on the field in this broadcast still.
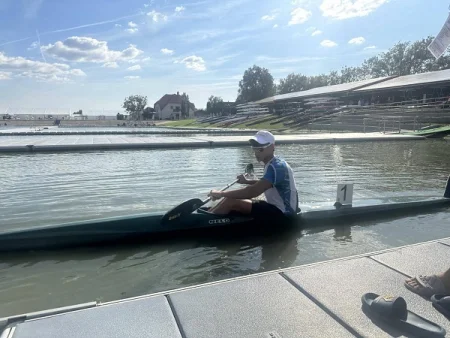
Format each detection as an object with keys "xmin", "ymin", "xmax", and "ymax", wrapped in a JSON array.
[
  {"xmin": 122, "ymin": 36, "xmax": 450, "ymax": 118},
  {"xmin": 233, "ymin": 36, "xmax": 450, "ymax": 104}
]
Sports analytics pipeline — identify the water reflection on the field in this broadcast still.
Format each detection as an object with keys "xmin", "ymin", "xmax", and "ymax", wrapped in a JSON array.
[{"xmin": 333, "ymin": 226, "xmax": 352, "ymax": 243}]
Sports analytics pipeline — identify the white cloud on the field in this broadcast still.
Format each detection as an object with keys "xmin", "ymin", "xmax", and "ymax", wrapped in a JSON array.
[
  {"xmin": 348, "ymin": 36, "xmax": 365, "ymax": 45},
  {"xmin": 147, "ymin": 10, "xmax": 168, "ymax": 22},
  {"xmin": 0, "ymin": 52, "xmax": 86, "ymax": 82},
  {"xmin": 42, "ymin": 37, "xmax": 143, "ymax": 63},
  {"xmin": 161, "ymin": 48, "xmax": 174, "ymax": 55},
  {"xmin": 261, "ymin": 14, "xmax": 277, "ymax": 21},
  {"xmin": 273, "ymin": 24, "xmax": 279, "ymax": 28},
  {"xmin": 262, "ymin": 9, "xmax": 280, "ymax": 22},
  {"xmin": 125, "ymin": 28, "xmax": 139, "ymax": 33},
  {"xmin": 320, "ymin": 0, "xmax": 389, "ymax": 20},
  {"xmin": 127, "ymin": 65, "xmax": 141, "ymax": 71},
  {"xmin": 27, "ymin": 41, "xmax": 39, "ymax": 51},
  {"xmin": 320, "ymin": 39, "xmax": 338, "ymax": 47},
  {"xmin": 306, "ymin": 26, "xmax": 316, "ymax": 32},
  {"xmin": 128, "ymin": 21, "xmax": 138, "ymax": 28},
  {"xmin": 178, "ymin": 55, "xmax": 206, "ymax": 71},
  {"xmin": 102, "ymin": 62, "xmax": 119, "ymax": 68},
  {"xmin": 311, "ymin": 30, "xmax": 322, "ymax": 36},
  {"xmin": 175, "ymin": 6, "xmax": 185, "ymax": 12},
  {"xmin": 127, "ymin": 56, "xmax": 151, "ymax": 64},
  {"xmin": 289, "ymin": 8, "xmax": 312, "ymax": 25},
  {"xmin": 0, "ymin": 71, "xmax": 12, "ymax": 80},
  {"xmin": 115, "ymin": 24, "xmax": 122, "ymax": 28},
  {"xmin": 124, "ymin": 75, "xmax": 140, "ymax": 79},
  {"xmin": 364, "ymin": 45, "xmax": 376, "ymax": 50},
  {"xmin": 120, "ymin": 45, "xmax": 143, "ymax": 60}
]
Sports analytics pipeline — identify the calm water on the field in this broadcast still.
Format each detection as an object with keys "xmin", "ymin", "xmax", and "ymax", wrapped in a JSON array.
[{"xmin": 0, "ymin": 139, "xmax": 449, "ymax": 317}]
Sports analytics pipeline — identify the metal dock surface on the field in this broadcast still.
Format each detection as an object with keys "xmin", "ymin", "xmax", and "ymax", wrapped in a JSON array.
[
  {"xmin": 0, "ymin": 133, "xmax": 425, "ymax": 153},
  {"xmin": 1, "ymin": 237, "xmax": 449, "ymax": 337}
]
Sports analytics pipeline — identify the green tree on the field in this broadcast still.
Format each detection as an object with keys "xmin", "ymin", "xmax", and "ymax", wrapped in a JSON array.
[
  {"xmin": 340, "ymin": 66, "xmax": 365, "ymax": 83},
  {"xmin": 206, "ymin": 95, "xmax": 224, "ymax": 114},
  {"xmin": 180, "ymin": 92, "xmax": 191, "ymax": 118},
  {"xmin": 307, "ymin": 74, "xmax": 329, "ymax": 89},
  {"xmin": 277, "ymin": 73, "xmax": 309, "ymax": 94},
  {"xmin": 253, "ymin": 36, "xmax": 450, "ymax": 100},
  {"xmin": 348, "ymin": 37, "xmax": 450, "ymax": 79},
  {"xmin": 327, "ymin": 71, "xmax": 341, "ymax": 85},
  {"xmin": 237, "ymin": 65, "xmax": 275, "ymax": 102},
  {"xmin": 122, "ymin": 95, "xmax": 147, "ymax": 120},
  {"xmin": 406, "ymin": 36, "xmax": 450, "ymax": 73}
]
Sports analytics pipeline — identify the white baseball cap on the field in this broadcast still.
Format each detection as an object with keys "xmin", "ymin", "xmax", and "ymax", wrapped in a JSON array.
[{"xmin": 249, "ymin": 130, "xmax": 275, "ymax": 148}]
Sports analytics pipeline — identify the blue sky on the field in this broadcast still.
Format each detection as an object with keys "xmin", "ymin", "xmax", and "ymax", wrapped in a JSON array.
[{"xmin": 0, "ymin": 0, "xmax": 448, "ymax": 113}]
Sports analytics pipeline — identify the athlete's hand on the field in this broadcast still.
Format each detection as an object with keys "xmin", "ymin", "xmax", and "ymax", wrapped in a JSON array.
[
  {"xmin": 236, "ymin": 174, "xmax": 248, "ymax": 184},
  {"xmin": 208, "ymin": 190, "xmax": 223, "ymax": 201}
]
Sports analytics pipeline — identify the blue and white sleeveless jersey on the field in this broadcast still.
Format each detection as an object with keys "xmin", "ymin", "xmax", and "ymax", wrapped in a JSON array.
[{"xmin": 262, "ymin": 156, "xmax": 298, "ymax": 214}]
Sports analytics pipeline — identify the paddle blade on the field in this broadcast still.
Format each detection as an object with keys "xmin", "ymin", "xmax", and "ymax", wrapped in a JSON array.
[{"xmin": 161, "ymin": 198, "xmax": 203, "ymax": 225}]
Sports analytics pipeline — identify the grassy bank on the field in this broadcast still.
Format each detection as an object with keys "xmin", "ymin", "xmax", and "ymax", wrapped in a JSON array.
[
  {"xmin": 231, "ymin": 120, "xmax": 284, "ymax": 130},
  {"xmin": 161, "ymin": 119, "xmax": 206, "ymax": 128},
  {"xmin": 163, "ymin": 118, "xmax": 286, "ymax": 131},
  {"xmin": 162, "ymin": 118, "xmax": 391, "ymax": 134}
]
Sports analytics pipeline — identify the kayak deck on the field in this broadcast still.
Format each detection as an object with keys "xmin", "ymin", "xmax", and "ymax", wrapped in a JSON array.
[{"xmin": 0, "ymin": 196, "xmax": 449, "ymax": 252}]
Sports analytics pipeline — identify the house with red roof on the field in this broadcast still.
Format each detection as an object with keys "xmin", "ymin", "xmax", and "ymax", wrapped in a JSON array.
[{"xmin": 154, "ymin": 92, "xmax": 196, "ymax": 120}]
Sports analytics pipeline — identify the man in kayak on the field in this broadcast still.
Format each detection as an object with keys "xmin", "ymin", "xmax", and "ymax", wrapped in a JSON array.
[{"xmin": 208, "ymin": 130, "xmax": 299, "ymax": 218}]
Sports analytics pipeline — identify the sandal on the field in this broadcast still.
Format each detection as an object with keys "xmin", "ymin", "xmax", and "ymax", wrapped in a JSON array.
[
  {"xmin": 362, "ymin": 293, "xmax": 446, "ymax": 337},
  {"xmin": 404, "ymin": 275, "xmax": 448, "ymax": 299},
  {"xmin": 431, "ymin": 294, "xmax": 450, "ymax": 319}
]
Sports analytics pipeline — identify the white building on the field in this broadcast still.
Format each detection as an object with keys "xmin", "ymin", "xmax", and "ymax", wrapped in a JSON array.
[{"xmin": 154, "ymin": 92, "xmax": 196, "ymax": 120}]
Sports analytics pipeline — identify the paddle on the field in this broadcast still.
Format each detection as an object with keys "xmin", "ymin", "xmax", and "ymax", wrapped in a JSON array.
[{"xmin": 161, "ymin": 164, "xmax": 254, "ymax": 225}]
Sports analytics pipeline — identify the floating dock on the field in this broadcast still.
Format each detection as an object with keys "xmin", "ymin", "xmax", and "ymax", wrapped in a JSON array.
[
  {"xmin": 411, "ymin": 125, "xmax": 450, "ymax": 138},
  {"xmin": 0, "ymin": 133, "xmax": 425, "ymax": 153},
  {"xmin": 0, "ymin": 128, "xmax": 257, "ymax": 136},
  {"xmin": 1, "ymin": 237, "xmax": 449, "ymax": 337}
]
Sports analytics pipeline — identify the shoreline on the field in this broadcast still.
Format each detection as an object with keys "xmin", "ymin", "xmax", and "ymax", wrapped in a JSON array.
[{"xmin": 2, "ymin": 119, "xmax": 448, "ymax": 139}]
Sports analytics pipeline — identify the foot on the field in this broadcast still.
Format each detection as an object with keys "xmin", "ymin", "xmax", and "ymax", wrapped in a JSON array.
[{"xmin": 404, "ymin": 275, "xmax": 449, "ymax": 299}]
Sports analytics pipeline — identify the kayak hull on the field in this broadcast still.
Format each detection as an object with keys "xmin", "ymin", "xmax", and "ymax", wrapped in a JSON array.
[{"xmin": 1, "ymin": 197, "xmax": 449, "ymax": 252}]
